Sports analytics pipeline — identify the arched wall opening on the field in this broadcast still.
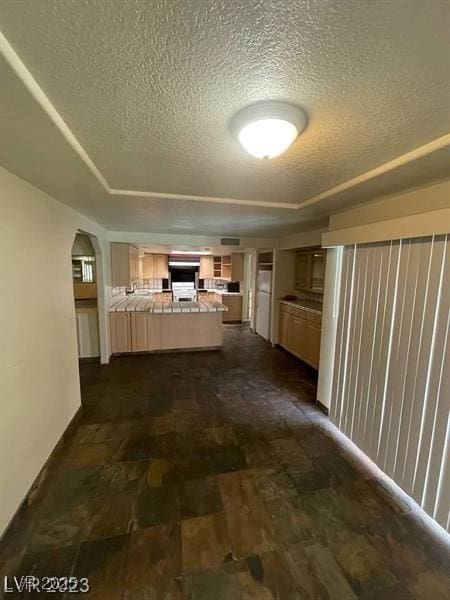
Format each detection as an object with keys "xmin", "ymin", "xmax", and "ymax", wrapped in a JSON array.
[{"xmin": 71, "ymin": 229, "xmax": 109, "ymax": 365}]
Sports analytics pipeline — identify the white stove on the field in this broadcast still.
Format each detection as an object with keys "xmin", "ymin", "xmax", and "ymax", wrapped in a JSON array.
[{"xmin": 172, "ymin": 282, "xmax": 197, "ymax": 302}]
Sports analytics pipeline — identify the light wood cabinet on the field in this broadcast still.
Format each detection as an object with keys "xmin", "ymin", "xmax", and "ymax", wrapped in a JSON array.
[
  {"xmin": 143, "ymin": 253, "xmax": 155, "ymax": 278},
  {"xmin": 305, "ymin": 321, "xmax": 321, "ymax": 367},
  {"xmin": 110, "ymin": 312, "xmax": 132, "ymax": 353},
  {"xmin": 278, "ymin": 303, "xmax": 322, "ymax": 369},
  {"xmin": 290, "ymin": 315, "xmax": 308, "ymax": 358},
  {"xmin": 154, "ymin": 254, "xmax": 169, "ymax": 278},
  {"xmin": 131, "ymin": 313, "xmax": 151, "ymax": 352},
  {"xmin": 199, "ymin": 256, "xmax": 214, "ymax": 278},
  {"xmin": 222, "ymin": 295, "xmax": 243, "ymax": 322},
  {"xmin": 143, "ymin": 253, "xmax": 169, "ymax": 279},
  {"xmin": 111, "ymin": 312, "xmax": 222, "ymax": 354},
  {"xmin": 278, "ymin": 309, "xmax": 291, "ymax": 347},
  {"xmin": 212, "ymin": 253, "xmax": 244, "ymax": 281},
  {"xmin": 73, "ymin": 282, "xmax": 97, "ymax": 300},
  {"xmin": 111, "ymin": 243, "xmax": 139, "ymax": 287}
]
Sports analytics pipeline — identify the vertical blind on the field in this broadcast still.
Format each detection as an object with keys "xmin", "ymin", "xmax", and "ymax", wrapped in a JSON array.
[{"xmin": 331, "ymin": 235, "xmax": 450, "ymax": 532}]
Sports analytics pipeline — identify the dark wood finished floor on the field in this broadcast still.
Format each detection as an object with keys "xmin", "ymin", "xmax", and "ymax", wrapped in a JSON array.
[{"xmin": 1, "ymin": 326, "xmax": 450, "ymax": 599}]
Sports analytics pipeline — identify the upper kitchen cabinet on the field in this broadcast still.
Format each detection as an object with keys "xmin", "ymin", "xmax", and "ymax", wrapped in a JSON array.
[
  {"xmin": 154, "ymin": 254, "xmax": 169, "ymax": 278},
  {"xmin": 213, "ymin": 253, "xmax": 244, "ymax": 281},
  {"xmin": 111, "ymin": 243, "xmax": 139, "ymax": 287},
  {"xmin": 143, "ymin": 253, "xmax": 169, "ymax": 278},
  {"xmin": 199, "ymin": 255, "xmax": 214, "ymax": 279},
  {"xmin": 295, "ymin": 248, "xmax": 326, "ymax": 293},
  {"xmin": 143, "ymin": 253, "xmax": 155, "ymax": 278}
]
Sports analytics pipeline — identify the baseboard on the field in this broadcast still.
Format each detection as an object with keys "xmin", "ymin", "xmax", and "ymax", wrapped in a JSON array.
[
  {"xmin": 0, "ymin": 405, "xmax": 83, "ymax": 543},
  {"xmin": 78, "ymin": 356, "xmax": 100, "ymax": 364},
  {"xmin": 316, "ymin": 400, "xmax": 329, "ymax": 415}
]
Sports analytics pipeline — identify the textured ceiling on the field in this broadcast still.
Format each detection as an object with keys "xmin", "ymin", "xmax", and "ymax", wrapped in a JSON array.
[{"xmin": 0, "ymin": 0, "xmax": 449, "ymax": 236}]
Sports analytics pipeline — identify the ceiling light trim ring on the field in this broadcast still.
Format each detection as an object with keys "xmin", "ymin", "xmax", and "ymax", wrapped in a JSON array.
[
  {"xmin": 231, "ymin": 101, "xmax": 307, "ymax": 159},
  {"xmin": 230, "ymin": 101, "xmax": 307, "ymax": 140},
  {"xmin": 1, "ymin": 30, "xmax": 449, "ymax": 211}
]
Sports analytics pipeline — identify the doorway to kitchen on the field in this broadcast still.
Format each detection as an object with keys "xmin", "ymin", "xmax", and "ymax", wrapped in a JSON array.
[{"xmin": 71, "ymin": 232, "xmax": 101, "ymax": 363}]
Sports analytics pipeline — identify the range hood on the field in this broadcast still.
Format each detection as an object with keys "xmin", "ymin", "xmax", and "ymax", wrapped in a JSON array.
[
  {"xmin": 169, "ymin": 260, "xmax": 200, "ymax": 267},
  {"xmin": 169, "ymin": 255, "xmax": 200, "ymax": 267}
]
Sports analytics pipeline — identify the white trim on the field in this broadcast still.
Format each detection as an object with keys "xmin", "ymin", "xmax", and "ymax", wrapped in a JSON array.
[
  {"xmin": 109, "ymin": 187, "xmax": 296, "ymax": 209},
  {"xmin": 297, "ymin": 134, "xmax": 450, "ymax": 209},
  {"xmin": 322, "ymin": 208, "xmax": 450, "ymax": 247}
]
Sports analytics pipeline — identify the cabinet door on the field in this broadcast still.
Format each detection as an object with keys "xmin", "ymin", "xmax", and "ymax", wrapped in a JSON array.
[
  {"xmin": 143, "ymin": 254, "xmax": 155, "ymax": 278},
  {"xmin": 289, "ymin": 315, "xmax": 307, "ymax": 359},
  {"xmin": 110, "ymin": 312, "xmax": 131, "ymax": 353},
  {"xmin": 231, "ymin": 253, "xmax": 244, "ymax": 282},
  {"xmin": 154, "ymin": 254, "xmax": 169, "ymax": 278},
  {"xmin": 131, "ymin": 312, "xmax": 150, "ymax": 352},
  {"xmin": 310, "ymin": 252, "xmax": 326, "ymax": 292},
  {"xmin": 305, "ymin": 322, "xmax": 321, "ymax": 368},
  {"xmin": 129, "ymin": 246, "xmax": 139, "ymax": 283},
  {"xmin": 278, "ymin": 309, "xmax": 291, "ymax": 347},
  {"xmin": 295, "ymin": 252, "xmax": 311, "ymax": 290},
  {"xmin": 199, "ymin": 256, "xmax": 214, "ymax": 278},
  {"xmin": 222, "ymin": 295, "xmax": 242, "ymax": 322}
]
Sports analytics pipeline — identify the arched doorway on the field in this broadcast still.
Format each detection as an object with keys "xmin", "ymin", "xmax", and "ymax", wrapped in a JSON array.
[{"xmin": 71, "ymin": 230, "xmax": 109, "ymax": 364}]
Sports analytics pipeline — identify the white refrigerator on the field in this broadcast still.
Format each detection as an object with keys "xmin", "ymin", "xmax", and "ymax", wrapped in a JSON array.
[{"xmin": 255, "ymin": 270, "xmax": 272, "ymax": 340}]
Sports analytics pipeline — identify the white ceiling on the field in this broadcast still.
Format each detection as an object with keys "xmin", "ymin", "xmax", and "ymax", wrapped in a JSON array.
[{"xmin": 0, "ymin": 0, "xmax": 449, "ymax": 237}]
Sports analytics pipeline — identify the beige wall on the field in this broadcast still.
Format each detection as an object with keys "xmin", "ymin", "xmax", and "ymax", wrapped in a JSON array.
[
  {"xmin": 0, "ymin": 167, "xmax": 109, "ymax": 536},
  {"xmin": 323, "ymin": 180, "xmax": 450, "ymax": 246},
  {"xmin": 277, "ymin": 227, "xmax": 325, "ymax": 251}
]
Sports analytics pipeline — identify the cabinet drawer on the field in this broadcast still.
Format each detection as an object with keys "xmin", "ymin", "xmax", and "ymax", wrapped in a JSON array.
[
  {"xmin": 291, "ymin": 307, "xmax": 306, "ymax": 320},
  {"xmin": 306, "ymin": 311, "xmax": 322, "ymax": 325},
  {"xmin": 280, "ymin": 304, "xmax": 305, "ymax": 319}
]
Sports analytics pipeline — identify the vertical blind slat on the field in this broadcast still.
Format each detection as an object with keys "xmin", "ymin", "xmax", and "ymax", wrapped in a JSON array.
[
  {"xmin": 402, "ymin": 236, "xmax": 446, "ymax": 495},
  {"xmin": 332, "ymin": 235, "xmax": 450, "ymax": 532}
]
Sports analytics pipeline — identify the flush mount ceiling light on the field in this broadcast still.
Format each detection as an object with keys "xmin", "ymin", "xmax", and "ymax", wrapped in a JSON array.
[{"xmin": 231, "ymin": 101, "xmax": 307, "ymax": 159}]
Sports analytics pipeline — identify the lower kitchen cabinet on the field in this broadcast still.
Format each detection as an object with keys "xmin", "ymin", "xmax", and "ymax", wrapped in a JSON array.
[
  {"xmin": 278, "ymin": 309, "xmax": 291, "ymax": 347},
  {"xmin": 305, "ymin": 321, "xmax": 321, "ymax": 367},
  {"xmin": 110, "ymin": 311, "xmax": 223, "ymax": 354},
  {"xmin": 110, "ymin": 312, "xmax": 154, "ymax": 353},
  {"xmin": 222, "ymin": 295, "xmax": 242, "ymax": 322},
  {"xmin": 278, "ymin": 302, "xmax": 322, "ymax": 369},
  {"xmin": 110, "ymin": 312, "xmax": 132, "ymax": 353},
  {"xmin": 290, "ymin": 315, "xmax": 308, "ymax": 358},
  {"xmin": 130, "ymin": 313, "xmax": 150, "ymax": 352}
]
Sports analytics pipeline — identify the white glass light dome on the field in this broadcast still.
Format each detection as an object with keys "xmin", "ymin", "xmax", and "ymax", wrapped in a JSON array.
[{"xmin": 231, "ymin": 101, "xmax": 307, "ymax": 159}]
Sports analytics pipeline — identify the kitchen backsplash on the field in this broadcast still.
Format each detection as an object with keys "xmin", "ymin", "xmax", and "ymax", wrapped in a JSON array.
[
  {"xmin": 203, "ymin": 278, "xmax": 228, "ymax": 289},
  {"xmin": 139, "ymin": 279, "xmax": 164, "ymax": 290},
  {"xmin": 112, "ymin": 286, "xmax": 126, "ymax": 297},
  {"xmin": 296, "ymin": 290, "xmax": 323, "ymax": 303}
]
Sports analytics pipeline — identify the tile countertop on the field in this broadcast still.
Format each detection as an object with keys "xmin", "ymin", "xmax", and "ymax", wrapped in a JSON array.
[
  {"xmin": 197, "ymin": 289, "xmax": 243, "ymax": 296},
  {"xmin": 279, "ymin": 299, "xmax": 323, "ymax": 315},
  {"xmin": 109, "ymin": 296, "xmax": 228, "ymax": 313}
]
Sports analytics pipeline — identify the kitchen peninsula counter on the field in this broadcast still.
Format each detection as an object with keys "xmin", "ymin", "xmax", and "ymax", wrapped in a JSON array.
[
  {"xmin": 109, "ymin": 296, "xmax": 227, "ymax": 313},
  {"xmin": 109, "ymin": 297, "xmax": 227, "ymax": 354}
]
